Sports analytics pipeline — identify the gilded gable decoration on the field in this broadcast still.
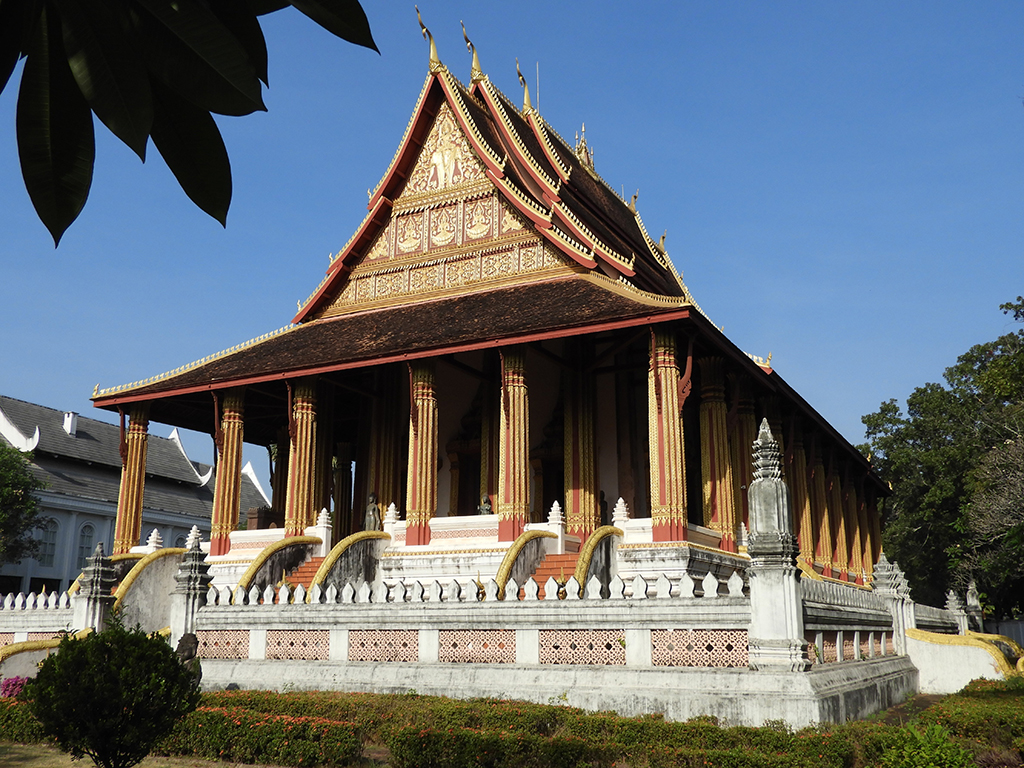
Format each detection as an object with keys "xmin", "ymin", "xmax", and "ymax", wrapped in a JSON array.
[{"xmin": 403, "ymin": 103, "xmax": 486, "ymax": 198}]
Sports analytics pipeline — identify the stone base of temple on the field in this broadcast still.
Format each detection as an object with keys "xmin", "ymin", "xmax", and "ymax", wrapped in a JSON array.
[{"xmin": 199, "ymin": 656, "xmax": 918, "ymax": 728}]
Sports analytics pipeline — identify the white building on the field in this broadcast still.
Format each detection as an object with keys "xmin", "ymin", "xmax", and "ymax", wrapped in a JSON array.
[{"xmin": 0, "ymin": 395, "xmax": 268, "ymax": 594}]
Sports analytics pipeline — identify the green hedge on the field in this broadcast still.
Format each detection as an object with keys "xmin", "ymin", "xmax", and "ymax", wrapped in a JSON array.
[
  {"xmin": 3, "ymin": 677, "xmax": 1023, "ymax": 767},
  {"xmin": 155, "ymin": 706, "xmax": 360, "ymax": 766}
]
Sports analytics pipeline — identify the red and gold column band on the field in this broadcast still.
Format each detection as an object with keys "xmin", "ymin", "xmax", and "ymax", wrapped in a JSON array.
[
  {"xmin": 699, "ymin": 356, "xmax": 735, "ymax": 551},
  {"xmin": 405, "ymin": 361, "xmax": 438, "ymax": 546},
  {"xmin": 114, "ymin": 404, "xmax": 150, "ymax": 554},
  {"xmin": 498, "ymin": 346, "xmax": 529, "ymax": 541},
  {"xmin": 210, "ymin": 388, "xmax": 245, "ymax": 556},
  {"xmin": 648, "ymin": 331, "xmax": 687, "ymax": 541},
  {"xmin": 285, "ymin": 378, "xmax": 317, "ymax": 537}
]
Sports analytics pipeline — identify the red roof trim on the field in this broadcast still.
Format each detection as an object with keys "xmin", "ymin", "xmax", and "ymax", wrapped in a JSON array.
[{"xmin": 475, "ymin": 84, "xmax": 560, "ymax": 202}]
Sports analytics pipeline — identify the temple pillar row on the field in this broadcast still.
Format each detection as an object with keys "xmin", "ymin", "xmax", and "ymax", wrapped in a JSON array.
[
  {"xmin": 367, "ymin": 368, "xmax": 403, "ymax": 512},
  {"xmin": 845, "ymin": 480, "xmax": 864, "ymax": 583},
  {"xmin": 648, "ymin": 331, "xmax": 687, "ymax": 541},
  {"xmin": 498, "ymin": 347, "xmax": 529, "ymax": 541},
  {"xmin": 810, "ymin": 452, "xmax": 832, "ymax": 575},
  {"xmin": 564, "ymin": 353, "xmax": 598, "ymax": 540},
  {"xmin": 699, "ymin": 357, "xmax": 736, "ymax": 552},
  {"xmin": 828, "ymin": 469, "xmax": 849, "ymax": 579},
  {"xmin": 405, "ymin": 362, "xmax": 438, "ymax": 546},
  {"xmin": 113, "ymin": 404, "xmax": 150, "ymax": 555},
  {"xmin": 789, "ymin": 435, "xmax": 815, "ymax": 568},
  {"xmin": 210, "ymin": 389, "xmax": 245, "ymax": 556},
  {"xmin": 285, "ymin": 378, "xmax": 317, "ymax": 537}
]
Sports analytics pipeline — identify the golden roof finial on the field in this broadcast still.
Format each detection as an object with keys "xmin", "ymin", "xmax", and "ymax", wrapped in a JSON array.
[
  {"xmin": 516, "ymin": 58, "xmax": 533, "ymax": 112},
  {"xmin": 416, "ymin": 6, "xmax": 442, "ymax": 74},
  {"xmin": 92, "ymin": 383, "xmax": 99, "ymax": 397},
  {"xmin": 659, "ymin": 230, "xmax": 667, "ymax": 251},
  {"xmin": 461, "ymin": 21, "xmax": 484, "ymax": 83},
  {"xmin": 628, "ymin": 189, "xmax": 639, "ymax": 212}
]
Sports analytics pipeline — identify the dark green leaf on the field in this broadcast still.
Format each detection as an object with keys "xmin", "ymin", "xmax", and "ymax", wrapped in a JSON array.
[
  {"xmin": 55, "ymin": 0, "xmax": 152, "ymax": 159},
  {"xmin": 150, "ymin": 78, "xmax": 231, "ymax": 225},
  {"xmin": 132, "ymin": 4, "xmax": 261, "ymax": 116},
  {"xmin": 134, "ymin": 0, "xmax": 265, "ymax": 113},
  {"xmin": 17, "ymin": 5, "xmax": 95, "ymax": 246},
  {"xmin": 289, "ymin": 0, "xmax": 377, "ymax": 53},
  {"xmin": 0, "ymin": 0, "xmax": 31, "ymax": 95},
  {"xmin": 245, "ymin": 0, "xmax": 290, "ymax": 18},
  {"xmin": 208, "ymin": 0, "xmax": 268, "ymax": 85}
]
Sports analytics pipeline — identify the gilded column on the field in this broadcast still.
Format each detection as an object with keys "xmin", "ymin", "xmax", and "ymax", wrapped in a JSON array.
[
  {"xmin": 114, "ymin": 404, "xmax": 150, "ymax": 554},
  {"xmin": 649, "ymin": 331, "xmax": 687, "ymax": 541},
  {"xmin": 789, "ymin": 431, "xmax": 815, "ymax": 568},
  {"xmin": 405, "ymin": 362, "xmax": 438, "ymax": 546},
  {"xmin": 210, "ymin": 388, "xmax": 245, "ymax": 556},
  {"xmin": 867, "ymin": 492, "xmax": 883, "ymax": 574},
  {"xmin": 367, "ymin": 367, "xmax": 402, "ymax": 511},
  {"xmin": 809, "ymin": 447, "xmax": 832, "ymax": 574},
  {"xmin": 564, "ymin": 347, "xmax": 599, "ymax": 540},
  {"xmin": 858, "ymin": 490, "xmax": 873, "ymax": 582},
  {"xmin": 729, "ymin": 375, "xmax": 756, "ymax": 535},
  {"xmin": 285, "ymin": 378, "xmax": 317, "ymax": 537},
  {"xmin": 498, "ymin": 347, "xmax": 529, "ymax": 541},
  {"xmin": 480, "ymin": 357, "xmax": 500, "ymax": 503},
  {"xmin": 699, "ymin": 357, "xmax": 736, "ymax": 551},
  {"xmin": 829, "ymin": 470, "xmax": 849, "ymax": 579},
  {"xmin": 845, "ymin": 479, "xmax": 864, "ymax": 583}
]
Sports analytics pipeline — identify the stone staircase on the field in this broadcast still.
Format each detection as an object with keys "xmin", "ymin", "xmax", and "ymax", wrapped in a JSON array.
[
  {"xmin": 528, "ymin": 552, "xmax": 580, "ymax": 599},
  {"xmin": 286, "ymin": 556, "xmax": 325, "ymax": 592}
]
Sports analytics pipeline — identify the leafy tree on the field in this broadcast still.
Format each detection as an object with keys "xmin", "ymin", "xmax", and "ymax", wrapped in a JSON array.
[
  {"xmin": 0, "ymin": 0, "xmax": 377, "ymax": 245},
  {"xmin": 862, "ymin": 297, "xmax": 1024, "ymax": 617},
  {"xmin": 27, "ymin": 617, "xmax": 201, "ymax": 768},
  {"xmin": 0, "ymin": 441, "xmax": 44, "ymax": 564}
]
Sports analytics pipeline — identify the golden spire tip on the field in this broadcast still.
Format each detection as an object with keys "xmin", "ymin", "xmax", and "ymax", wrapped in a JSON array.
[
  {"xmin": 462, "ymin": 20, "xmax": 484, "ymax": 83},
  {"xmin": 516, "ymin": 57, "xmax": 532, "ymax": 112},
  {"xmin": 416, "ymin": 6, "xmax": 442, "ymax": 73}
]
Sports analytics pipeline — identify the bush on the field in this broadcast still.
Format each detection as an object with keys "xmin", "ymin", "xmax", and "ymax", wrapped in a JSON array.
[
  {"xmin": 880, "ymin": 724, "xmax": 973, "ymax": 768},
  {"xmin": 387, "ymin": 725, "xmax": 616, "ymax": 768},
  {"xmin": 156, "ymin": 706, "xmax": 361, "ymax": 766},
  {"xmin": 0, "ymin": 699, "xmax": 47, "ymax": 743},
  {"xmin": 26, "ymin": 620, "xmax": 200, "ymax": 768}
]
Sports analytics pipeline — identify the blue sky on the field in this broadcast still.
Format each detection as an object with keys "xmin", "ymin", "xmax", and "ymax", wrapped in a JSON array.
[{"xmin": 1, "ymin": 2, "xmax": 1021, "ymax": 468}]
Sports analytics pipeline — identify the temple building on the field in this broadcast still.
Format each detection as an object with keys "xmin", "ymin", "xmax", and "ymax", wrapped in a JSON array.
[{"xmin": 90, "ymin": 35, "xmax": 885, "ymax": 585}]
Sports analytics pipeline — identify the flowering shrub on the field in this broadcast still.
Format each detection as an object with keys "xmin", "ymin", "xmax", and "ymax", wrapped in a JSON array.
[
  {"xmin": 0, "ymin": 676, "xmax": 27, "ymax": 699},
  {"xmin": 0, "ymin": 700, "xmax": 47, "ymax": 743}
]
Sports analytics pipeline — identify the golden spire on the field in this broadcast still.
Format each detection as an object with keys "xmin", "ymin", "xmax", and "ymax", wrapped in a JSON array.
[
  {"xmin": 516, "ymin": 58, "xmax": 533, "ymax": 112},
  {"xmin": 416, "ymin": 6, "xmax": 442, "ymax": 74},
  {"xmin": 461, "ymin": 21, "xmax": 484, "ymax": 83}
]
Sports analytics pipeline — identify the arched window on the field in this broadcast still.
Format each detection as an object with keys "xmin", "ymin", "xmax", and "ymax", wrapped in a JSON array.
[
  {"xmin": 76, "ymin": 524, "xmax": 95, "ymax": 571},
  {"xmin": 36, "ymin": 520, "xmax": 58, "ymax": 568}
]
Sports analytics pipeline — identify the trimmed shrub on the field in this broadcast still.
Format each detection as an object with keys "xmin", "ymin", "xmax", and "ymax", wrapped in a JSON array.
[
  {"xmin": 387, "ymin": 725, "xmax": 616, "ymax": 768},
  {"xmin": 156, "ymin": 706, "xmax": 361, "ymax": 766},
  {"xmin": 26, "ymin": 621, "xmax": 200, "ymax": 768}
]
